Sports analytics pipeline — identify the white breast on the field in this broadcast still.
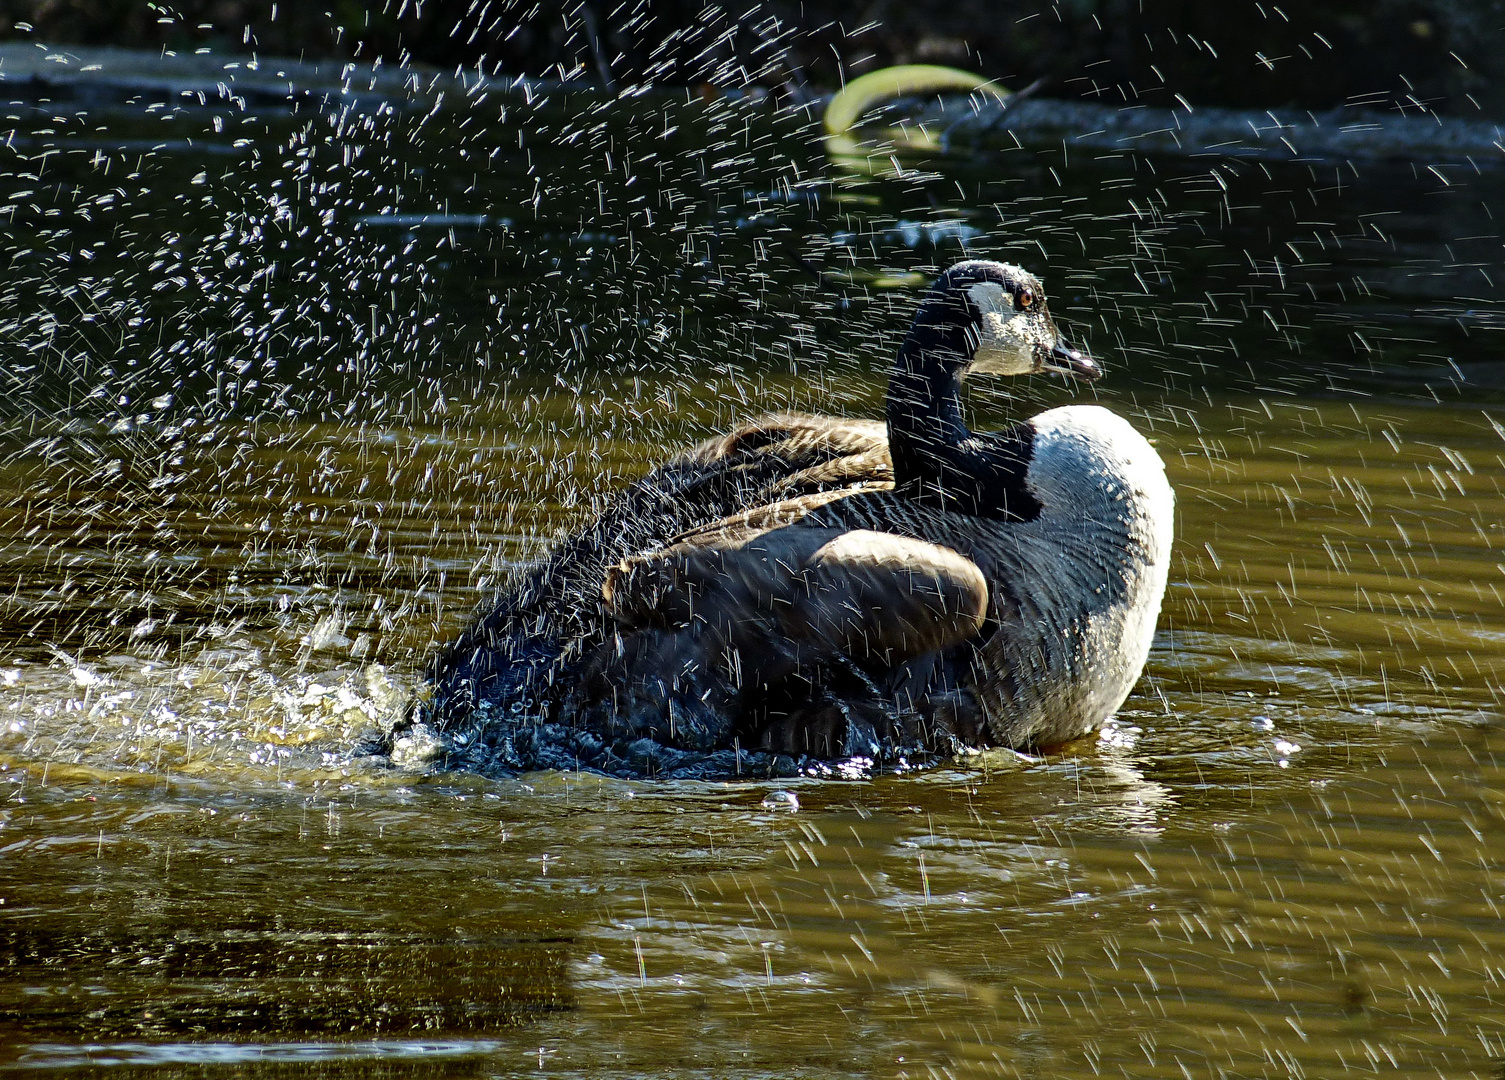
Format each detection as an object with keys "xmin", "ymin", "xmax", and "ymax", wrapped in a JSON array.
[{"xmin": 973, "ymin": 405, "xmax": 1175, "ymax": 746}]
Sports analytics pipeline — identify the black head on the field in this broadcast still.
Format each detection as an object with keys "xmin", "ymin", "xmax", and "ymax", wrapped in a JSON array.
[{"xmin": 918, "ymin": 260, "xmax": 1100, "ymax": 381}]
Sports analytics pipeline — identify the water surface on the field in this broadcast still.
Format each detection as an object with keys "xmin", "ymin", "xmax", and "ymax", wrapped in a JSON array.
[{"xmin": 1, "ymin": 59, "xmax": 1503, "ymax": 1077}]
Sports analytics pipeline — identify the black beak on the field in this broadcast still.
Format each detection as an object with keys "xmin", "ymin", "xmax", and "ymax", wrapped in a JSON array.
[{"xmin": 1039, "ymin": 339, "xmax": 1102, "ymax": 382}]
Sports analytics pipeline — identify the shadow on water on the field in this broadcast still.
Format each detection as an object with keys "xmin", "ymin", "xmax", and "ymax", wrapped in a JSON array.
[{"xmin": 1, "ymin": 43, "xmax": 1504, "ymax": 1079}]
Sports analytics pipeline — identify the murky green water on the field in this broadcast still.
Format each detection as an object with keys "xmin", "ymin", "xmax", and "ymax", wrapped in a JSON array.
[{"xmin": 1, "ymin": 59, "xmax": 1503, "ymax": 1077}]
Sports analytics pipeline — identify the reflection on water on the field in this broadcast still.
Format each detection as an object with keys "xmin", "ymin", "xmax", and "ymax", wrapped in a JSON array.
[
  {"xmin": 1, "ymin": 48, "xmax": 1504, "ymax": 1080},
  {"xmin": 16, "ymin": 1043, "xmax": 505, "ymax": 1067},
  {"xmin": 4, "ymin": 721, "xmax": 1502, "ymax": 1075}
]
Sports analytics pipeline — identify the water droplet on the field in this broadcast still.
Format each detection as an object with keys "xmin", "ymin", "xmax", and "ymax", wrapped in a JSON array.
[{"xmin": 760, "ymin": 790, "xmax": 799, "ymax": 812}]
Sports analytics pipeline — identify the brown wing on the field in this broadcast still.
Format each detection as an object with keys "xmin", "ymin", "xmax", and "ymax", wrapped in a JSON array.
[
  {"xmin": 605, "ymin": 519, "xmax": 987, "ymax": 670},
  {"xmin": 676, "ymin": 412, "xmax": 888, "ymax": 469},
  {"xmin": 672, "ymin": 412, "xmax": 892, "ymax": 499},
  {"xmin": 423, "ymin": 414, "xmax": 891, "ymax": 729}
]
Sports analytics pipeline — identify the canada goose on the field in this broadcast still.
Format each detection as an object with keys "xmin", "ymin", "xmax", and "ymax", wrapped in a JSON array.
[
  {"xmin": 415, "ymin": 260, "xmax": 1172, "ymax": 772},
  {"xmin": 567, "ymin": 260, "xmax": 1174, "ymax": 757}
]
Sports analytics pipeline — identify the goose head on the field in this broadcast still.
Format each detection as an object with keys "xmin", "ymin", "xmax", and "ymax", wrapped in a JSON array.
[
  {"xmin": 910, "ymin": 260, "xmax": 1100, "ymax": 382},
  {"xmin": 887, "ymin": 261, "xmax": 1101, "ymax": 518}
]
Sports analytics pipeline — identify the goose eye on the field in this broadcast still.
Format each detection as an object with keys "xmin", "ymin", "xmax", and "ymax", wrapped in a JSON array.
[{"xmin": 1017, "ymin": 288, "xmax": 1035, "ymax": 310}]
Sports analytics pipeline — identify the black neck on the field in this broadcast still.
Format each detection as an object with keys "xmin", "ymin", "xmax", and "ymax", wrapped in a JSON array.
[{"xmin": 884, "ymin": 301, "xmax": 1040, "ymax": 522}]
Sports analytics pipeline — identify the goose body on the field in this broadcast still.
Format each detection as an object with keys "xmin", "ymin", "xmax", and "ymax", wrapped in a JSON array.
[
  {"xmin": 413, "ymin": 260, "xmax": 1173, "ymax": 774},
  {"xmin": 422, "ymin": 412, "xmax": 892, "ymax": 729}
]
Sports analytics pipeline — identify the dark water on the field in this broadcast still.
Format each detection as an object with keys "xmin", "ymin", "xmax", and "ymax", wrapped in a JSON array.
[{"xmin": 1, "ymin": 59, "xmax": 1504, "ymax": 1077}]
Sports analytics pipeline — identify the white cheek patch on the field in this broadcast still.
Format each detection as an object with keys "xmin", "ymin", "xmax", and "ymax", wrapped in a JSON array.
[
  {"xmin": 965, "ymin": 281, "xmax": 1035, "ymax": 376},
  {"xmin": 966, "ymin": 281, "xmax": 1012, "ymax": 321}
]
